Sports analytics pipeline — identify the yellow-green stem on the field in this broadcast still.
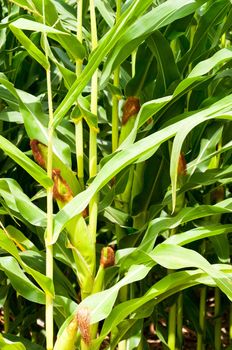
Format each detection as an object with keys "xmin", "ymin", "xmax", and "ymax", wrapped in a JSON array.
[
  {"xmin": 76, "ymin": 0, "xmax": 83, "ymax": 77},
  {"xmin": 45, "ymin": 67, "xmax": 54, "ymax": 350},
  {"xmin": 43, "ymin": 4, "xmax": 54, "ymax": 347},
  {"xmin": 214, "ymin": 287, "xmax": 221, "ymax": 350},
  {"xmin": 80, "ymin": 341, "xmax": 89, "ymax": 350},
  {"xmin": 168, "ymin": 228, "xmax": 177, "ymax": 350},
  {"xmin": 230, "ymin": 303, "xmax": 232, "ymax": 343},
  {"xmin": 197, "ymin": 286, "xmax": 206, "ymax": 350},
  {"xmin": 3, "ymin": 293, "xmax": 9, "ymax": 333},
  {"xmin": 168, "ymin": 302, "xmax": 177, "ymax": 350},
  {"xmin": 186, "ymin": 24, "xmax": 196, "ymax": 110},
  {"xmin": 112, "ymin": 0, "xmax": 121, "ymax": 152},
  {"xmin": 75, "ymin": 0, "xmax": 84, "ymax": 188},
  {"xmin": 89, "ymin": 0, "xmax": 98, "ymax": 253},
  {"xmin": 75, "ymin": 121, "xmax": 84, "ymax": 188},
  {"xmin": 120, "ymin": 167, "xmax": 134, "ymax": 213},
  {"xmin": 176, "ymin": 292, "xmax": 183, "ymax": 349},
  {"xmin": 221, "ymin": 33, "xmax": 227, "ymax": 48},
  {"xmin": 112, "ymin": 66, "xmax": 120, "ymax": 152},
  {"xmin": 131, "ymin": 50, "xmax": 137, "ymax": 77}
]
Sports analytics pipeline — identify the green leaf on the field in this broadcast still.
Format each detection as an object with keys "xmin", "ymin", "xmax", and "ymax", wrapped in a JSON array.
[
  {"xmin": 210, "ymin": 234, "xmax": 230, "ymax": 263},
  {"xmin": 95, "ymin": 0, "xmax": 114, "ymax": 27},
  {"xmin": 147, "ymin": 31, "xmax": 180, "ymax": 98},
  {"xmin": 9, "ymin": 0, "xmax": 37, "ymax": 13},
  {"xmin": 71, "ymin": 97, "xmax": 98, "ymax": 130},
  {"xmin": 9, "ymin": 24, "xmax": 49, "ymax": 69},
  {"xmin": 6, "ymin": 225, "xmax": 38, "ymax": 251},
  {"xmin": 3, "ymin": 334, "xmax": 44, "ymax": 350},
  {"xmin": 0, "ymin": 334, "xmax": 26, "ymax": 350},
  {"xmin": 10, "ymin": 18, "xmax": 68, "ymax": 34},
  {"xmin": 0, "ymin": 111, "xmax": 23, "ymax": 123},
  {"xmin": 188, "ymin": 48, "xmax": 232, "ymax": 78},
  {"xmin": 151, "ymin": 244, "xmax": 232, "ymax": 299},
  {"xmin": 147, "ymin": 198, "xmax": 232, "ymax": 245},
  {"xmin": 41, "ymin": 35, "xmax": 76, "ymax": 89},
  {"xmin": 0, "ymin": 229, "xmax": 54, "ymax": 296},
  {"xmin": 21, "ymin": 250, "xmax": 76, "ymax": 300},
  {"xmin": 0, "ymin": 179, "xmax": 47, "ymax": 226},
  {"xmin": 188, "ymin": 126, "xmax": 223, "ymax": 175},
  {"xmin": 0, "ymin": 256, "xmax": 45, "ymax": 304},
  {"xmin": 165, "ymin": 224, "xmax": 232, "ymax": 248},
  {"xmin": 0, "ymin": 136, "xmax": 52, "ymax": 189}
]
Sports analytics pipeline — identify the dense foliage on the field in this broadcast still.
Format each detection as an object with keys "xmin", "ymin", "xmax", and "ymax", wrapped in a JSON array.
[{"xmin": 0, "ymin": 0, "xmax": 232, "ymax": 349}]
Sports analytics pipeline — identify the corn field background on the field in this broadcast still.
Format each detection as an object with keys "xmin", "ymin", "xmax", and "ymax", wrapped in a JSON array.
[{"xmin": 0, "ymin": 0, "xmax": 232, "ymax": 349}]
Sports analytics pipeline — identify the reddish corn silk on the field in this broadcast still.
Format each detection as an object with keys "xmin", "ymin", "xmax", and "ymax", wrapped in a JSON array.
[
  {"xmin": 211, "ymin": 186, "xmax": 224, "ymax": 204},
  {"xmin": 52, "ymin": 168, "xmax": 73, "ymax": 203},
  {"xmin": 122, "ymin": 96, "xmax": 140, "ymax": 125},
  {"xmin": 100, "ymin": 246, "xmax": 115, "ymax": 268},
  {"xmin": 178, "ymin": 152, "xmax": 187, "ymax": 176},
  {"xmin": 30, "ymin": 139, "xmax": 46, "ymax": 168}
]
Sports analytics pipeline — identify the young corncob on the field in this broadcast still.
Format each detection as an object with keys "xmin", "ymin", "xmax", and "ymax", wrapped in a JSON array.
[
  {"xmin": 54, "ymin": 314, "xmax": 78, "ymax": 350},
  {"xmin": 119, "ymin": 96, "xmax": 140, "ymax": 145}
]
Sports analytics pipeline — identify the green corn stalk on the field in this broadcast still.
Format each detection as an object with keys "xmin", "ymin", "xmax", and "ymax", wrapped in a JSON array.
[
  {"xmin": 88, "ymin": 0, "xmax": 98, "ymax": 276},
  {"xmin": 3, "ymin": 287, "xmax": 9, "ymax": 334},
  {"xmin": 0, "ymin": 222, "xmax": 10, "ymax": 334},
  {"xmin": 177, "ymin": 292, "xmax": 183, "ymax": 349},
  {"xmin": 75, "ymin": 0, "xmax": 84, "ymax": 190},
  {"xmin": 168, "ymin": 301, "xmax": 177, "ymax": 350},
  {"xmin": 210, "ymin": 151, "xmax": 223, "ymax": 350},
  {"xmin": 214, "ymin": 287, "xmax": 221, "ymax": 350},
  {"xmin": 41, "ymin": 2, "xmax": 55, "ymax": 347},
  {"xmin": 168, "ymin": 153, "xmax": 186, "ymax": 350},
  {"xmin": 112, "ymin": 0, "xmax": 122, "ymax": 152},
  {"xmin": 230, "ymin": 303, "xmax": 232, "ymax": 345},
  {"xmin": 197, "ymin": 286, "xmax": 207, "ymax": 350}
]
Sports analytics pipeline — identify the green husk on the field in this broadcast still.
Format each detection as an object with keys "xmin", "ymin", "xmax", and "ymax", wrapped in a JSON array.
[{"xmin": 54, "ymin": 314, "xmax": 79, "ymax": 350}]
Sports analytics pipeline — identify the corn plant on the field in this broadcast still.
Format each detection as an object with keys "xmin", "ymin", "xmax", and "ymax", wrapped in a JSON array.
[{"xmin": 0, "ymin": 0, "xmax": 232, "ymax": 349}]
